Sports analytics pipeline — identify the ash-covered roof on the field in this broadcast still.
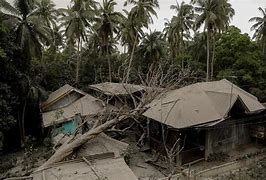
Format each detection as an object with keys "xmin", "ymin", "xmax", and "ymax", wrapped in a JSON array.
[
  {"xmin": 42, "ymin": 94, "xmax": 115, "ymax": 127},
  {"xmin": 88, "ymin": 82, "xmax": 148, "ymax": 96},
  {"xmin": 143, "ymin": 79, "xmax": 265, "ymax": 129},
  {"xmin": 31, "ymin": 157, "xmax": 138, "ymax": 180},
  {"xmin": 41, "ymin": 84, "xmax": 86, "ymax": 111}
]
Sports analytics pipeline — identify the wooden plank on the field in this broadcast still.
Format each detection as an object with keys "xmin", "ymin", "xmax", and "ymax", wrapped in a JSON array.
[
  {"xmin": 5, "ymin": 176, "xmax": 33, "ymax": 180},
  {"xmin": 34, "ymin": 152, "xmax": 115, "ymax": 173}
]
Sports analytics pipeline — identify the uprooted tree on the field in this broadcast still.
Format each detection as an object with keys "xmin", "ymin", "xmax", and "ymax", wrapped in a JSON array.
[{"xmin": 40, "ymin": 63, "xmax": 196, "ymax": 170}]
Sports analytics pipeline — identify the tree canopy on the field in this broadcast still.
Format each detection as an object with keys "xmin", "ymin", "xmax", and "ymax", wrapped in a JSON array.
[{"xmin": 0, "ymin": 0, "xmax": 266, "ymax": 150}]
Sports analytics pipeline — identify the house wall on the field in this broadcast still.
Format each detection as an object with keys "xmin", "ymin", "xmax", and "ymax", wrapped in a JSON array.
[
  {"xmin": 205, "ymin": 120, "xmax": 250, "ymax": 158},
  {"xmin": 45, "ymin": 92, "xmax": 82, "ymax": 112}
]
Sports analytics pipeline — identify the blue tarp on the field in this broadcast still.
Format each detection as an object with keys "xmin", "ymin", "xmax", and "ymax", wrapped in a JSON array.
[{"xmin": 61, "ymin": 120, "xmax": 77, "ymax": 135}]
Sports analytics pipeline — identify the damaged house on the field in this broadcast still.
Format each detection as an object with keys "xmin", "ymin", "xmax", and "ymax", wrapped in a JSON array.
[
  {"xmin": 34, "ymin": 85, "xmax": 137, "ymax": 180},
  {"xmin": 143, "ymin": 79, "xmax": 265, "ymax": 165},
  {"xmin": 88, "ymin": 82, "xmax": 153, "ymax": 110},
  {"xmin": 41, "ymin": 84, "xmax": 115, "ymax": 135}
]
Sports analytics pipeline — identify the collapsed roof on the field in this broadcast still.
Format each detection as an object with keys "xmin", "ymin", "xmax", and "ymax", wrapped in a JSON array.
[
  {"xmin": 41, "ymin": 84, "xmax": 86, "ymax": 111},
  {"xmin": 41, "ymin": 85, "xmax": 116, "ymax": 127},
  {"xmin": 77, "ymin": 133, "xmax": 128, "ymax": 158},
  {"xmin": 143, "ymin": 79, "xmax": 265, "ymax": 129},
  {"xmin": 31, "ymin": 156, "xmax": 138, "ymax": 180},
  {"xmin": 88, "ymin": 82, "xmax": 148, "ymax": 96}
]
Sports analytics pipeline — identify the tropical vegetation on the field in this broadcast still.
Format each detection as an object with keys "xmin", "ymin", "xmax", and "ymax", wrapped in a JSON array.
[{"xmin": 0, "ymin": 0, "xmax": 265, "ymax": 151}]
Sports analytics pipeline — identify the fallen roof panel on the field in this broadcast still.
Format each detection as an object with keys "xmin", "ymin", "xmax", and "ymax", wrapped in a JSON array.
[
  {"xmin": 89, "ymin": 82, "xmax": 148, "ymax": 96},
  {"xmin": 77, "ymin": 133, "xmax": 128, "ymax": 158},
  {"xmin": 42, "ymin": 94, "xmax": 116, "ymax": 127},
  {"xmin": 32, "ymin": 157, "xmax": 138, "ymax": 180},
  {"xmin": 41, "ymin": 84, "xmax": 86, "ymax": 110}
]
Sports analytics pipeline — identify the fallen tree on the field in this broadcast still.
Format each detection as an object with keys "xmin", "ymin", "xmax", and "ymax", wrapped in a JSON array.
[
  {"xmin": 40, "ymin": 114, "xmax": 129, "ymax": 169},
  {"xmin": 39, "ymin": 63, "xmax": 196, "ymax": 170}
]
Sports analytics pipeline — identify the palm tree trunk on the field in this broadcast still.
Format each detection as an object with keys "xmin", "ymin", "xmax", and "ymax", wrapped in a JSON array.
[
  {"xmin": 107, "ymin": 43, "xmax": 112, "ymax": 82},
  {"xmin": 125, "ymin": 36, "xmax": 138, "ymax": 83},
  {"xmin": 21, "ymin": 99, "xmax": 27, "ymax": 146},
  {"xmin": 263, "ymin": 41, "xmax": 265, "ymax": 55},
  {"xmin": 75, "ymin": 37, "xmax": 81, "ymax": 85},
  {"xmin": 180, "ymin": 32, "xmax": 184, "ymax": 70},
  {"xmin": 206, "ymin": 31, "xmax": 210, "ymax": 82},
  {"xmin": 211, "ymin": 36, "xmax": 215, "ymax": 81}
]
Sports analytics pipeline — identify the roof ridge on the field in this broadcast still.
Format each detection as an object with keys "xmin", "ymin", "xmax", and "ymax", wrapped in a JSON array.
[{"xmin": 221, "ymin": 79, "xmax": 258, "ymax": 100}]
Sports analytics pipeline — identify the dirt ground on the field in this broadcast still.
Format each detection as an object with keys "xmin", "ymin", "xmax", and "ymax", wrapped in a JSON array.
[
  {"xmin": 0, "ymin": 141, "xmax": 52, "ymax": 179},
  {"xmin": 121, "ymin": 135, "xmax": 166, "ymax": 180}
]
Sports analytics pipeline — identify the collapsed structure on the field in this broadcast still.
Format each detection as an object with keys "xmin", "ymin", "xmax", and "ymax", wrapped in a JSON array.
[
  {"xmin": 143, "ymin": 79, "xmax": 265, "ymax": 164},
  {"xmin": 88, "ymin": 82, "xmax": 150, "ymax": 109},
  {"xmin": 36, "ymin": 84, "xmax": 137, "ymax": 180},
  {"xmin": 41, "ymin": 84, "xmax": 115, "ymax": 135},
  {"xmin": 14, "ymin": 80, "xmax": 263, "ymax": 180}
]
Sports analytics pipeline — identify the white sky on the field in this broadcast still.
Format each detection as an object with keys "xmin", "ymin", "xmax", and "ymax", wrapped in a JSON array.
[
  {"xmin": 7, "ymin": 0, "xmax": 266, "ymax": 37},
  {"xmin": 52, "ymin": 0, "xmax": 265, "ymax": 37}
]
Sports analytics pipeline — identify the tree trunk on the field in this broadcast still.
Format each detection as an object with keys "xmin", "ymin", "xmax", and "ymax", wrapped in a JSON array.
[
  {"xmin": 263, "ymin": 40, "xmax": 265, "ymax": 56},
  {"xmin": 180, "ymin": 32, "xmax": 184, "ymax": 70},
  {"xmin": 39, "ymin": 115, "xmax": 128, "ymax": 169},
  {"xmin": 75, "ymin": 37, "xmax": 81, "ymax": 85},
  {"xmin": 107, "ymin": 43, "xmax": 112, "ymax": 82},
  {"xmin": 211, "ymin": 35, "xmax": 216, "ymax": 80},
  {"xmin": 125, "ymin": 36, "xmax": 138, "ymax": 83},
  {"xmin": 206, "ymin": 31, "xmax": 210, "ymax": 82},
  {"xmin": 21, "ymin": 99, "xmax": 27, "ymax": 146},
  {"xmin": 17, "ymin": 111, "xmax": 22, "ymax": 146}
]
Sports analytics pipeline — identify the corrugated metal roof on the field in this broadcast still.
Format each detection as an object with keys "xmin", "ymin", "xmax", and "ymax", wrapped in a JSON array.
[
  {"xmin": 31, "ymin": 157, "xmax": 138, "ymax": 180},
  {"xmin": 42, "ymin": 94, "xmax": 115, "ymax": 127},
  {"xmin": 77, "ymin": 133, "xmax": 128, "ymax": 158},
  {"xmin": 41, "ymin": 84, "xmax": 86, "ymax": 110},
  {"xmin": 89, "ymin": 82, "xmax": 148, "ymax": 96},
  {"xmin": 143, "ymin": 79, "xmax": 265, "ymax": 129}
]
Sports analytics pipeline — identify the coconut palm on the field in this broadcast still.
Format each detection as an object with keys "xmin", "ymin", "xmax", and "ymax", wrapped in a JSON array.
[
  {"xmin": 0, "ymin": 0, "xmax": 50, "ymax": 63},
  {"xmin": 165, "ymin": 1, "xmax": 194, "ymax": 69},
  {"xmin": 59, "ymin": 0, "xmax": 97, "ymax": 85},
  {"xmin": 32, "ymin": 0, "xmax": 57, "ymax": 28},
  {"xmin": 118, "ymin": 10, "xmax": 144, "ymax": 54},
  {"xmin": 249, "ymin": 7, "xmax": 266, "ymax": 55},
  {"xmin": 94, "ymin": 0, "xmax": 124, "ymax": 82},
  {"xmin": 193, "ymin": 0, "xmax": 234, "ymax": 81},
  {"xmin": 138, "ymin": 31, "xmax": 166, "ymax": 64},
  {"xmin": 123, "ymin": 0, "xmax": 159, "ymax": 82}
]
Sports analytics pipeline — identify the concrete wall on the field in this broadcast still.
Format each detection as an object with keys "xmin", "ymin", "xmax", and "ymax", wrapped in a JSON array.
[{"xmin": 205, "ymin": 120, "xmax": 250, "ymax": 158}]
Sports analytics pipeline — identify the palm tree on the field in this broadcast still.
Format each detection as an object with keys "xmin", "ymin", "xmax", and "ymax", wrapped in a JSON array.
[
  {"xmin": 33, "ymin": 0, "xmax": 57, "ymax": 28},
  {"xmin": 0, "ymin": 0, "xmax": 50, "ymax": 63},
  {"xmin": 94, "ymin": 0, "xmax": 124, "ymax": 82},
  {"xmin": 119, "ymin": 10, "xmax": 143, "ymax": 54},
  {"xmin": 249, "ymin": 7, "xmax": 266, "ymax": 55},
  {"xmin": 123, "ymin": 0, "xmax": 159, "ymax": 82},
  {"xmin": 59, "ymin": 0, "xmax": 97, "ymax": 85},
  {"xmin": 0, "ymin": 0, "xmax": 51, "ymax": 145},
  {"xmin": 166, "ymin": 1, "xmax": 194, "ymax": 69},
  {"xmin": 193, "ymin": 0, "xmax": 234, "ymax": 81},
  {"xmin": 138, "ymin": 31, "xmax": 166, "ymax": 63},
  {"xmin": 189, "ymin": 32, "xmax": 207, "ymax": 62}
]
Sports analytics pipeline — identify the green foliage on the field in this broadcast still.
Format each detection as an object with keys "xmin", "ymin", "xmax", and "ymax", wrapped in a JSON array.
[
  {"xmin": 0, "ymin": 83, "xmax": 17, "ymax": 131},
  {"xmin": 215, "ymin": 26, "xmax": 266, "ymax": 101},
  {"xmin": 249, "ymin": 7, "xmax": 266, "ymax": 55},
  {"xmin": 80, "ymin": 48, "xmax": 123, "ymax": 85},
  {"xmin": 0, "ymin": 19, "xmax": 20, "ymax": 133}
]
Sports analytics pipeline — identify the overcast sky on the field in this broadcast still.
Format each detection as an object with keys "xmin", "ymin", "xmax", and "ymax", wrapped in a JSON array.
[
  {"xmin": 52, "ymin": 0, "xmax": 265, "ymax": 37},
  {"xmin": 7, "ymin": 0, "xmax": 264, "ymax": 37}
]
